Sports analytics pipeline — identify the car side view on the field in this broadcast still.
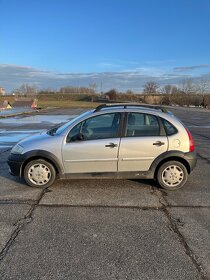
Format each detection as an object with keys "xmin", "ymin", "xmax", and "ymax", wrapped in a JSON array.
[{"xmin": 7, "ymin": 104, "xmax": 196, "ymax": 190}]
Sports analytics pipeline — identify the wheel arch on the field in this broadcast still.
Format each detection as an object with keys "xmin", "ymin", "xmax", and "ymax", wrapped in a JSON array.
[
  {"xmin": 20, "ymin": 150, "xmax": 63, "ymax": 176},
  {"xmin": 149, "ymin": 151, "xmax": 192, "ymax": 179},
  {"xmin": 154, "ymin": 157, "xmax": 191, "ymax": 180}
]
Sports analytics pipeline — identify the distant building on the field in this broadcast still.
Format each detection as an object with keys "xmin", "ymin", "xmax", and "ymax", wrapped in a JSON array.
[{"xmin": 0, "ymin": 87, "xmax": 6, "ymax": 96}]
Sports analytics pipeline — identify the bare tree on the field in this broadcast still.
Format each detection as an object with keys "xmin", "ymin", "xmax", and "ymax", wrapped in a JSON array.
[
  {"xmin": 13, "ymin": 84, "xmax": 38, "ymax": 96},
  {"xmin": 160, "ymin": 85, "xmax": 180, "ymax": 105},
  {"xmin": 143, "ymin": 81, "xmax": 159, "ymax": 94},
  {"xmin": 161, "ymin": 84, "xmax": 179, "ymax": 95},
  {"xmin": 125, "ymin": 89, "xmax": 134, "ymax": 95},
  {"xmin": 89, "ymin": 83, "xmax": 97, "ymax": 102},
  {"xmin": 196, "ymin": 79, "xmax": 209, "ymax": 107},
  {"xmin": 181, "ymin": 79, "xmax": 195, "ymax": 95},
  {"xmin": 179, "ymin": 79, "xmax": 196, "ymax": 106},
  {"xmin": 59, "ymin": 86, "xmax": 93, "ymax": 94},
  {"xmin": 105, "ymin": 89, "xmax": 118, "ymax": 100}
]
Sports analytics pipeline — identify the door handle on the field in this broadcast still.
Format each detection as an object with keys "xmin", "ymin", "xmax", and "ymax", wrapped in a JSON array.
[
  {"xmin": 105, "ymin": 143, "xmax": 118, "ymax": 148},
  {"xmin": 153, "ymin": 141, "xmax": 165, "ymax": 146}
]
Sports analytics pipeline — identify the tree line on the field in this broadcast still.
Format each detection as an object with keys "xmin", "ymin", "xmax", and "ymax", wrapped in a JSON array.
[
  {"xmin": 11, "ymin": 78, "xmax": 210, "ymax": 107},
  {"xmin": 142, "ymin": 79, "xmax": 210, "ymax": 107}
]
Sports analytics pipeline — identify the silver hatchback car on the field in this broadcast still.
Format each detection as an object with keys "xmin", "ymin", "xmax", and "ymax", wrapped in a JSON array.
[{"xmin": 8, "ymin": 104, "xmax": 196, "ymax": 190}]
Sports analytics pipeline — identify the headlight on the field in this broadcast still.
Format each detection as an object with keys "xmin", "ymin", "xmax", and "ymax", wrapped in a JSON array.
[{"xmin": 11, "ymin": 144, "xmax": 24, "ymax": 154}]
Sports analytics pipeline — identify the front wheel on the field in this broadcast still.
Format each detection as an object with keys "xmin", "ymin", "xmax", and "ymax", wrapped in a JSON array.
[
  {"xmin": 24, "ymin": 159, "xmax": 56, "ymax": 188},
  {"xmin": 157, "ymin": 161, "xmax": 188, "ymax": 191}
]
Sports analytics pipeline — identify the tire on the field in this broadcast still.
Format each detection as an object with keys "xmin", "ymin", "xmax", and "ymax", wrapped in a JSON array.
[
  {"xmin": 23, "ymin": 159, "xmax": 56, "ymax": 188},
  {"xmin": 157, "ymin": 161, "xmax": 188, "ymax": 191}
]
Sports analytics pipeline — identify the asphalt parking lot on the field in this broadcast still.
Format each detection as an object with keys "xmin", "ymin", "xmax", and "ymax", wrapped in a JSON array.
[{"xmin": 0, "ymin": 106, "xmax": 210, "ymax": 280}]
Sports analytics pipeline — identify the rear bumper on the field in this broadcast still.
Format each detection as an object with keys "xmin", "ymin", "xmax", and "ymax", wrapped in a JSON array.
[{"xmin": 183, "ymin": 151, "xmax": 197, "ymax": 172}]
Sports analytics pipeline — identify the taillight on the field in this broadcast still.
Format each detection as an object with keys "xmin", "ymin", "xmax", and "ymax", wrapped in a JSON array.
[{"xmin": 185, "ymin": 128, "xmax": 195, "ymax": 152}]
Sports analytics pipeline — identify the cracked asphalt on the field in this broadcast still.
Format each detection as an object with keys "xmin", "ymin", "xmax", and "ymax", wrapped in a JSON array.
[{"xmin": 0, "ymin": 107, "xmax": 210, "ymax": 280}]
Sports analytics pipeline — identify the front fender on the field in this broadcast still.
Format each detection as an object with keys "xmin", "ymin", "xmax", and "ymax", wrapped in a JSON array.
[{"xmin": 8, "ymin": 150, "xmax": 64, "ymax": 176}]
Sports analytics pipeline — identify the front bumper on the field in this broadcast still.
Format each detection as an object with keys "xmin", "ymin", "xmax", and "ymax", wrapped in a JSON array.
[{"xmin": 7, "ymin": 153, "xmax": 25, "ymax": 176}]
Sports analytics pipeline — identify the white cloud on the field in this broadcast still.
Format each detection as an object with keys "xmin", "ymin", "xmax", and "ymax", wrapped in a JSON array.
[
  {"xmin": 174, "ymin": 64, "xmax": 210, "ymax": 72},
  {"xmin": 97, "ymin": 62, "xmax": 123, "ymax": 68},
  {"xmin": 0, "ymin": 64, "xmax": 210, "ymax": 92}
]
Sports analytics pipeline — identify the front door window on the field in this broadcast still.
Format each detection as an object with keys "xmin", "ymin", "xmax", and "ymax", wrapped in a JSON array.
[{"xmin": 67, "ymin": 112, "xmax": 121, "ymax": 142}]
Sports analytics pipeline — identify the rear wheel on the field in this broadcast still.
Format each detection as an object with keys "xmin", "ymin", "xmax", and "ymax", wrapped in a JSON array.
[
  {"xmin": 24, "ymin": 159, "xmax": 56, "ymax": 188},
  {"xmin": 157, "ymin": 161, "xmax": 188, "ymax": 191}
]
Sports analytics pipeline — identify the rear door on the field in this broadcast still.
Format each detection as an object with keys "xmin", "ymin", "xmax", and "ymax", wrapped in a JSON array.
[{"xmin": 118, "ymin": 112, "xmax": 168, "ymax": 171}]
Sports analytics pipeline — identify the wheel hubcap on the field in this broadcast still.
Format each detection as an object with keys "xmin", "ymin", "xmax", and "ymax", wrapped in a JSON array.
[
  {"xmin": 28, "ymin": 163, "xmax": 51, "ymax": 186},
  {"xmin": 162, "ymin": 165, "xmax": 184, "ymax": 187}
]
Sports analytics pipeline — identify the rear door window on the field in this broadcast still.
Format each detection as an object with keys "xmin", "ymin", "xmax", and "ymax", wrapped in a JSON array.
[{"xmin": 126, "ymin": 113, "xmax": 160, "ymax": 137}]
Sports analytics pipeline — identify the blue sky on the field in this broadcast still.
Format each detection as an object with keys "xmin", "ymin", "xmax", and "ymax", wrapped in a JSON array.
[{"xmin": 1, "ymin": 0, "xmax": 210, "ymax": 91}]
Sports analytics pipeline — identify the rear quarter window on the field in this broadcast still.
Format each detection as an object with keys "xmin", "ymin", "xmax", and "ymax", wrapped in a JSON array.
[{"xmin": 162, "ymin": 118, "xmax": 178, "ymax": 136}]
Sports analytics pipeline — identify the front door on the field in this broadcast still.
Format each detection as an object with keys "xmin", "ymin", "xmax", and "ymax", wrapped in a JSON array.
[
  {"xmin": 118, "ymin": 112, "xmax": 168, "ymax": 171},
  {"xmin": 62, "ymin": 112, "xmax": 121, "ymax": 174}
]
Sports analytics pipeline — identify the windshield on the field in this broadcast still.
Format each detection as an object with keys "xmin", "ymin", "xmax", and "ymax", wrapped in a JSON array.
[{"xmin": 46, "ymin": 110, "xmax": 92, "ymax": 136}]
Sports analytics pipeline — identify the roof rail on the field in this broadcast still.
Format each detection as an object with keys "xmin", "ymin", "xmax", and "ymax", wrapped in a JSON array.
[{"xmin": 94, "ymin": 103, "xmax": 168, "ymax": 113}]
